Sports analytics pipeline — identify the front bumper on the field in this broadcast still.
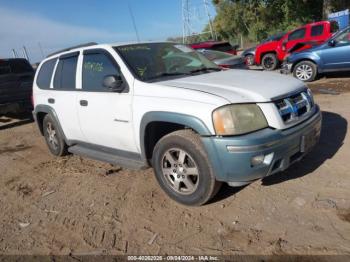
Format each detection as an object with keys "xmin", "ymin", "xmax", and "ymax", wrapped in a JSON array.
[
  {"xmin": 280, "ymin": 62, "xmax": 293, "ymax": 74},
  {"xmin": 201, "ymin": 105, "xmax": 322, "ymax": 184}
]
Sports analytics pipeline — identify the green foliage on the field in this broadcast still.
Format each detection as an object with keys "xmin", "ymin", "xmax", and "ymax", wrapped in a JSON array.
[{"xmin": 210, "ymin": 0, "xmax": 347, "ymax": 44}]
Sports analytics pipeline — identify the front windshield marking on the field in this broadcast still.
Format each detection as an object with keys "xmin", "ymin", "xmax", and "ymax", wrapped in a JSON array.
[{"xmin": 115, "ymin": 43, "xmax": 220, "ymax": 82}]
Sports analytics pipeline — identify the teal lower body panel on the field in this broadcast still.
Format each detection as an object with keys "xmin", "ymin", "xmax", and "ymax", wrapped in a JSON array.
[{"xmin": 202, "ymin": 106, "xmax": 322, "ymax": 183}]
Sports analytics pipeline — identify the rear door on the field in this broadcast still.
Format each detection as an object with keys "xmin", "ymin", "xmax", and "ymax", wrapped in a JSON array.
[
  {"xmin": 310, "ymin": 24, "xmax": 327, "ymax": 45},
  {"xmin": 76, "ymin": 49, "xmax": 137, "ymax": 152},
  {"xmin": 50, "ymin": 52, "xmax": 85, "ymax": 141},
  {"xmin": 285, "ymin": 27, "xmax": 308, "ymax": 52}
]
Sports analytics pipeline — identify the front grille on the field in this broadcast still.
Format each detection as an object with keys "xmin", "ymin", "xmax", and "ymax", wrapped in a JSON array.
[{"xmin": 275, "ymin": 91, "xmax": 314, "ymax": 123}]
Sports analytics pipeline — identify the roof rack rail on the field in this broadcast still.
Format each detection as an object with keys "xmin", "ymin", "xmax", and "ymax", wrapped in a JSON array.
[{"xmin": 46, "ymin": 42, "xmax": 98, "ymax": 58}]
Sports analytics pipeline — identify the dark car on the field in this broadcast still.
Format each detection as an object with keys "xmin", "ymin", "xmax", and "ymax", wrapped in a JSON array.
[
  {"xmin": 198, "ymin": 49, "xmax": 248, "ymax": 69},
  {"xmin": 241, "ymin": 32, "xmax": 285, "ymax": 66},
  {"xmin": 0, "ymin": 58, "xmax": 34, "ymax": 113},
  {"xmin": 281, "ymin": 26, "xmax": 350, "ymax": 82},
  {"xmin": 190, "ymin": 41, "xmax": 239, "ymax": 55}
]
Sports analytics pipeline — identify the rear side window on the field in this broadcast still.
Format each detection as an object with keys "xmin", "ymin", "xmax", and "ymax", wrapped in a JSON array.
[
  {"xmin": 211, "ymin": 43, "xmax": 233, "ymax": 52},
  {"xmin": 288, "ymin": 28, "xmax": 306, "ymax": 41},
  {"xmin": 36, "ymin": 59, "xmax": 57, "ymax": 89},
  {"xmin": 10, "ymin": 59, "xmax": 33, "ymax": 74},
  {"xmin": 331, "ymin": 21, "xmax": 339, "ymax": 33},
  {"xmin": 54, "ymin": 55, "xmax": 78, "ymax": 90},
  {"xmin": 82, "ymin": 52, "xmax": 121, "ymax": 91},
  {"xmin": 311, "ymin": 25, "xmax": 324, "ymax": 37}
]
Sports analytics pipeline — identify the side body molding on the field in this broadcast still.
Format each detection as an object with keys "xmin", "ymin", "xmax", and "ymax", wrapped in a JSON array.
[{"xmin": 139, "ymin": 111, "xmax": 212, "ymax": 160}]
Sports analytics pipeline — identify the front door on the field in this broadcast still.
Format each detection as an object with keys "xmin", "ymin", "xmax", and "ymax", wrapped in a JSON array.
[
  {"xmin": 319, "ymin": 28, "xmax": 350, "ymax": 71},
  {"xmin": 76, "ymin": 49, "xmax": 137, "ymax": 153}
]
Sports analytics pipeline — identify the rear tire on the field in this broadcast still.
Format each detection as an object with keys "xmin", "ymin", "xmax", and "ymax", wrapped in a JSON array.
[
  {"xmin": 261, "ymin": 53, "xmax": 278, "ymax": 71},
  {"xmin": 293, "ymin": 60, "xmax": 317, "ymax": 82},
  {"xmin": 43, "ymin": 114, "xmax": 68, "ymax": 156},
  {"xmin": 152, "ymin": 130, "xmax": 221, "ymax": 206}
]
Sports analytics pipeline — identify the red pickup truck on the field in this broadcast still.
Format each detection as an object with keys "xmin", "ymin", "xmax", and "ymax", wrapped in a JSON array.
[{"xmin": 255, "ymin": 20, "xmax": 339, "ymax": 70}]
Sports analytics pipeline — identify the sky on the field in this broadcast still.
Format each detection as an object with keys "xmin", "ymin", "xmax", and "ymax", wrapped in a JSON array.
[{"xmin": 0, "ymin": 0, "xmax": 216, "ymax": 63}]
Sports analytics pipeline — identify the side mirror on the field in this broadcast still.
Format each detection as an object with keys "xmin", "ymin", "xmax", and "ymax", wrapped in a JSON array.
[
  {"xmin": 103, "ymin": 75, "xmax": 124, "ymax": 92},
  {"xmin": 328, "ymin": 39, "xmax": 336, "ymax": 47}
]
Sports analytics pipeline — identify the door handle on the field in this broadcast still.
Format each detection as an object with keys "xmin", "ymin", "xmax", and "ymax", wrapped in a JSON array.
[
  {"xmin": 48, "ymin": 98, "xmax": 55, "ymax": 104},
  {"xmin": 80, "ymin": 100, "xmax": 88, "ymax": 106}
]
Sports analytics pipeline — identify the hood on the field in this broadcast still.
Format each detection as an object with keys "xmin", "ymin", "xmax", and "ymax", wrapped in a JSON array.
[{"xmin": 159, "ymin": 70, "xmax": 306, "ymax": 103}]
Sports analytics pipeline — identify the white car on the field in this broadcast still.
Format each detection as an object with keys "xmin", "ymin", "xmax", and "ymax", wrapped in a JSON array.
[{"xmin": 32, "ymin": 42, "xmax": 322, "ymax": 206}]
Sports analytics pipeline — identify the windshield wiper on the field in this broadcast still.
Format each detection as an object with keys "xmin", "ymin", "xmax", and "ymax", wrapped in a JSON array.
[
  {"xmin": 147, "ymin": 72, "xmax": 190, "ymax": 80},
  {"xmin": 189, "ymin": 67, "xmax": 222, "ymax": 74}
]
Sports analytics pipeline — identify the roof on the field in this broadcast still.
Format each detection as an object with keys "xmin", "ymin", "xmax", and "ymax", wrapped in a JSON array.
[{"xmin": 45, "ymin": 41, "xmax": 172, "ymax": 59}]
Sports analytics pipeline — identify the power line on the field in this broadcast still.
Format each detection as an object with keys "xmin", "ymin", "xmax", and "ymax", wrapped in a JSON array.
[{"xmin": 182, "ymin": 0, "xmax": 216, "ymax": 43}]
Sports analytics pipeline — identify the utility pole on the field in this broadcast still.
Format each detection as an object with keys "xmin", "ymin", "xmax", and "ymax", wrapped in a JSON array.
[
  {"xmin": 182, "ymin": 0, "xmax": 191, "ymax": 43},
  {"xmin": 203, "ymin": 0, "xmax": 216, "ymax": 40},
  {"xmin": 182, "ymin": 0, "xmax": 217, "ymax": 43}
]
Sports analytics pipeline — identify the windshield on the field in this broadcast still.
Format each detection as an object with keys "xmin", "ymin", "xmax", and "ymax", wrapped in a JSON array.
[
  {"xmin": 262, "ymin": 32, "xmax": 285, "ymax": 43},
  {"xmin": 334, "ymin": 27, "xmax": 350, "ymax": 44},
  {"xmin": 115, "ymin": 43, "xmax": 220, "ymax": 82}
]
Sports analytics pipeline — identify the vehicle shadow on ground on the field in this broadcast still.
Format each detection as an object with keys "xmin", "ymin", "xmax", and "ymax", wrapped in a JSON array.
[
  {"xmin": 262, "ymin": 111, "xmax": 347, "ymax": 186},
  {"xmin": 0, "ymin": 111, "xmax": 33, "ymax": 131},
  {"xmin": 208, "ymin": 183, "xmax": 247, "ymax": 204},
  {"xmin": 322, "ymin": 71, "xmax": 350, "ymax": 79}
]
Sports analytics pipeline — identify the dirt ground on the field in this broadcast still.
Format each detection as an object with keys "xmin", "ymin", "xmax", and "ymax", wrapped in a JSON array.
[{"xmin": 0, "ymin": 76, "xmax": 350, "ymax": 256}]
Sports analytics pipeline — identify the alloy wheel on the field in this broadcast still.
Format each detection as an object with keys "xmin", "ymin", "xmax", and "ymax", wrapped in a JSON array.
[
  {"xmin": 161, "ymin": 148, "xmax": 199, "ymax": 195},
  {"xmin": 295, "ymin": 64, "xmax": 313, "ymax": 81},
  {"xmin": 46, "ymin": 122, "xmax": 58, "ymax": 150}
]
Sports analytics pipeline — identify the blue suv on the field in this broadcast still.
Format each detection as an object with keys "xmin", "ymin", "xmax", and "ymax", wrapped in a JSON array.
[{"xmin": 282, "ymin": 26, "xmax": 350, "ymax": 82}]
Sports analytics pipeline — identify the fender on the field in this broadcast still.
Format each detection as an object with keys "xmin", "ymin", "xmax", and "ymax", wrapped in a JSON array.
[
  {"xmin": 139, "ymin": 111, "xmax": 212, "ymax": 160},
  {"xmin": 32, "ymin": 104, "xmax": 68, "ymax": 143},
  {"xmin": 290, "ymin": 53, "xmax": 322, "ymax": 72}
]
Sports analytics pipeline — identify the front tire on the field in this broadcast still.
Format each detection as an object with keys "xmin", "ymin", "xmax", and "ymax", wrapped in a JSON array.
[
  {"xmin": 43, "ymin": 114, "xmax": 68, "ymax": 156},
  {"xmin": 261, "ymin": 53, "xmax": 278, "ymax": 71},
  {"xmin": 152, "ymin": 130, "xmax": 221, "ymax": 206},
  {"xmin": 293, "ymin": 61, "xmax": 317, "ymax": 82}
]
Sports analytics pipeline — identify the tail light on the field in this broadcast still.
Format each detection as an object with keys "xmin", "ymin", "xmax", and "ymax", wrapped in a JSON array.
[{"xmin": 31, "ymin": 95, "xmax": 34, "ymax": 107}]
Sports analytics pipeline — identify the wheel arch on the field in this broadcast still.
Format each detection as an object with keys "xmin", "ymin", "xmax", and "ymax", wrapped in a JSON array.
[
  {"xmin": 292, "ymin": 58, "xmax": 318, "ymax": 73},
  {"xmin": 260, "ymin": 51, "xmax": 278, "ymax": 63},
  {"xmin": 33, "ymin": 105, "xmax": 68, "ymax": 143},
  {"xmin": 140, "ymin": 112, "xmax": 212, "ymax": 164}
]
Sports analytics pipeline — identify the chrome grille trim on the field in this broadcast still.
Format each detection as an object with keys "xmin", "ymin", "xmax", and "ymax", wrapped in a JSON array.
[{"xmin": 275, "ymin": 91, "xmax": 314, "ymax": 123}]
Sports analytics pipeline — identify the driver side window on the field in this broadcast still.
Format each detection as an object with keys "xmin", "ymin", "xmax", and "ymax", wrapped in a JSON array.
[
  {"xmin": 335, "ymin": 28, "xmax": 350, "ymax": 45},
  {"xmin": 82, "ymin": 52, "xmax": 121, "ymax": 91}
]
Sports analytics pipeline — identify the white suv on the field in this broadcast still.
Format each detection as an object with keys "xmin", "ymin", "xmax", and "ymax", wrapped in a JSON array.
[{"xmin": 33, "ymin": 42, "xmax": 321, "ymax": 206}]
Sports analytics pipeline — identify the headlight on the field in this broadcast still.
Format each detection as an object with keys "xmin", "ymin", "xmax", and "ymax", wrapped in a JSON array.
[
  {"xmin": 307, "ymin": 88, "xmax": 314, "ymax": 106},
  {"xmin": 213, "ymin": 104, "xmax": 268, "ymax": 135}
]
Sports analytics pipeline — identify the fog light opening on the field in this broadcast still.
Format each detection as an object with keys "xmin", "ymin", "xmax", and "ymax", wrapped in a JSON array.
[{"xmin": 250, "ymin": 152, "xmax": 274, "ymax": 167}]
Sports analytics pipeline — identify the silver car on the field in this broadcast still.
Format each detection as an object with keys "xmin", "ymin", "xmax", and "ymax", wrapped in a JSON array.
[{"xmin": 198, "ymin": 49, "xmax": 248, "ymax": 69}]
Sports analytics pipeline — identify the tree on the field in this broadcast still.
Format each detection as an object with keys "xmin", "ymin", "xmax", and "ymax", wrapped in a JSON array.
[{"xmin": 210, "ymin": 0, "xmax": 328, "ymax": 45}]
